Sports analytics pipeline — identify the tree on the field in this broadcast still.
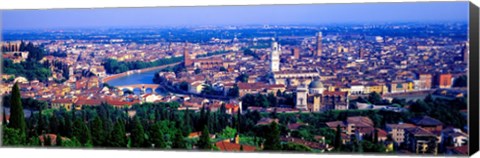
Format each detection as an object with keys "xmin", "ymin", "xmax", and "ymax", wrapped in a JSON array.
[
  {"xmin": 267, "ymin": 93, "xmax": 278, "ymax": 107},
  {"xmin": 194, "ymin": 68, "xmax": 202, "ymax": 74},
  {"xmin": 368, "ymin": 92, "xmax": 382, "ymax": 105},
  {"xmin": 236, "ymin": 73, "xmax": 249, "ymax": 83},
  {"xmin": 72, "ymin": 118, "xmax": 91, "ymax": 146},
  {"xmin": 49, "ymin": 113, "xmax": 59, "ymax": 134},
  {"xmin": 8, "ymin": 83, "xmax": 27, "ymax": 141},
  {"xmin": 263, "ymin": 122, "xmax": 281, "ymax": 151},
  {"xmin": 452, "ymin": 75, "xmax": 467, "ymax": 87},
  {"xmin": 90, "ymin": 116, "xmax": 105, "ymax": 146},
  {"xmin": 178, "ymin": 81, "xmax": 190, "ymax": 91},
  {"xmin": 130, "ymin": 117, "xmax": 146, "ymax": 148},
  {"xmin": 334, "ymin": 125, "xmax": 342, "ymax": 151},
  {"xmin": 276, "ymin": 90, "xmax": 282, "ymax": 97},
  {"xmin": 56, "ymin": 134, "xmax": 63, "ymax": 146},
  {"xmin": 282, "ymin": 142, "xmax": 313, "ymax": 152},
  {"xmin": 2, "ymin": 108, "xmax": 7, "ymax": 126},
  {"xmin": 227, "ymin": 84, "xmax": 240, "ymax": 98},
  {"xmin": 44, "ymin": 135, "xmax": 52, "ymax": 146},
  {"xmin": 219, "ymin": 67, "xmax": 227, "ymax": 72},
  {"xmin": 172, "ymin": 129, "xmax": 187, "ymax": 149},
  {"xmin": 197, "ymin": 125, "xmax": 212, "ymax": 150},
  {"xmin": 218, "ymin": 126, "xmax": 237, "ymax": 140},
  {"xmin": 2, "ymin": 126, "xmax": 24, "ymax": 146},
  {"xmin": 149, "ymin": 122, "xmax": 167, "ymax": 148},
  {"xmin": 109, "ymin": 120, "xmax": 127, "ymax": 147}
]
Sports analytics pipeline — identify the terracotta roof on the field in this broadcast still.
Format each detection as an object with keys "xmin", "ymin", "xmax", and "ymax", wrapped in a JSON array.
[
  {"xmin": 51, "ymin": 98, "xmax": 74, "ymax": 104},
  {"xmin": 188, "ymin": 131, "xmax": 201, "ymax": 138},
  {"xmin": 75, "ymin": 98, "xmax": 102, "ymax": 106},
  {"xmin": 451, "ymin": 145, "xmax": 468, "ymax": 155},
  {"xmin": 287, "ymin": 123, "xmax": 306, "ymax": 131},
  {"xmin": 323, "ymin": 90, "xmax": 348, "ymax": 96},
  {"xmin": 215, "ymin": 141, "xmax": 256, "ymax": 152},
  {"xmin": 405, "ymin": 127, "xmax": 436, "ymax": 137},
  {"xmin": 386, "ymin": 123, "xmax": 416, "ymax": 129},
  {"xmin": 347, "ymin": 116, "xmax": 374, "ymax": 127},
  {"xmin": 237, "ymin": 82, "xmax": 267, "ymax": 90},
  {"xmin": 410, "ymin": 116, "xmax": 443, "ymax": 126},
  {"xmin": 326, "ymin": 121, "xmax": 346, "ymax": 128},
  {"xmin": 256, "ymin": 118, "xmax": 279, "ymax": 126}
]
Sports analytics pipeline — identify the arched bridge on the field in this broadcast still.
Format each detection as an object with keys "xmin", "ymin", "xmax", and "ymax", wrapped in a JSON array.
[{"xmin": 116, "ymin": 84, "xmax": 161, "ymax": 94}]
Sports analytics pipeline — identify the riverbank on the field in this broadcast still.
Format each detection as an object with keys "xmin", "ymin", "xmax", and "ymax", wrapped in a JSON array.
[{"xmin": 102, "ymin": 62, "xmax": 181, "ymax": 83}]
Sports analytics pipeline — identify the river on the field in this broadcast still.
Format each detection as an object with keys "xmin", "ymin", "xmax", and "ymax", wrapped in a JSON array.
[{"xmin": 105, "ymin": 68, "xmax": 167, "ymax": 95}]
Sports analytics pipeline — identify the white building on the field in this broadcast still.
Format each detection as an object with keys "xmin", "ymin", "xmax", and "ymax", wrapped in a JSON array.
[{"xmin": 270, "ymin": 39, "xmax": 280, "ymax": 72}]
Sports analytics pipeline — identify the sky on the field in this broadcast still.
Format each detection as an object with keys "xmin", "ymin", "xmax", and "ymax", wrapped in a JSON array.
[{"xmin": 1, "ymin": 2, "xmax": 469, "ymax": 30}]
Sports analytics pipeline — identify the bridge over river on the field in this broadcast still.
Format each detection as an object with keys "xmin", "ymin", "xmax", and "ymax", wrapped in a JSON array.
[{"xmin": 116, "ymin": 84, "xmax": 161, "ymax": 94}]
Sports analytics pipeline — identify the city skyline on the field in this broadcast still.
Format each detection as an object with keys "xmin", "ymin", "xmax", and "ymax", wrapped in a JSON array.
[{"xmin": 2, "ymin": 2, "xmax": 469, "ymax": 30}]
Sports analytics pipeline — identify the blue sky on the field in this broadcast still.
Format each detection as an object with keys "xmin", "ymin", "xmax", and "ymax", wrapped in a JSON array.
[{"xmin": 1, "ymin": 2, "xmax": 469, "ymax": 30}]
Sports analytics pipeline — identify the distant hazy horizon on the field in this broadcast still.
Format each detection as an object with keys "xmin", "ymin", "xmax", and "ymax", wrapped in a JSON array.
[{"xmin": 1, "ymin": 2, "xmax": 469, "ymax": 30}]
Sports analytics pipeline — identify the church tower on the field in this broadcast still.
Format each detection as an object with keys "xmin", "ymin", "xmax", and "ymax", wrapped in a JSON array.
[
  {"xmin": 183, "ymin": 43, "xmax": 192, "ymax": 67},
  {"xmin": 316, "ymin": 32, "xmax": 322, "ymax": 57},
  {"xmin": 270, "ymin": 39, "xmax": 280, "ymax": 72}
]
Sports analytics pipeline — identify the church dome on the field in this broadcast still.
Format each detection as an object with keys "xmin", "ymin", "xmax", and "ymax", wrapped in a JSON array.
[{"xmin": 309, "ymin": 79, "xmax": 324, "ymax": 89}]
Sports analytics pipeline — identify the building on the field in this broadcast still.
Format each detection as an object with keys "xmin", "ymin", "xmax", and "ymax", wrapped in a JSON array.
[
  {"xmin": 296, "ymin": 78, "xmax": 349, "ymax": 112},
  {"xmin": 316, "ymin": 32, "xmax": 322, "ymax": 57},
  {"xmin": 270, "ymin": 40, "xmax": 280, "ymax": 72},
  {"xmin": 51, "ymin": 98, "xmax": 76, "ymax": 111},
  {"xmin": 410, "ymin": 115, "xmax": 443, "ymax": 133},
  {"xmin": 292, "ymin": 47, "xmax": 300, "ymax": 59},
  {"xmin": 183, "ymin": 43, "xmax": 193, "ymax": 67},
  {"xmin": 441, "ymin": 127, "xmax": 468, "ymax": 147},
  {"xmin": 295, "ymin": 83, "xmax": 308, "ymax": 110},
  {"xmin": 404, "ymin": 127, "xmax": 439, "ymax": 154},
  {"xmin": 386, "ymin": 123, "xmax": 417, "ymax": 144},
  {"xmin": 272, "ymin": 70, "xmax": 320, "ymax": 87},
  {"xmin": 418, "ymin": 74, "xmax": 433, "ymax": 90},
  {"xmin": 437, "ymin": 74, "xmax": 453, "ymax": 88}
]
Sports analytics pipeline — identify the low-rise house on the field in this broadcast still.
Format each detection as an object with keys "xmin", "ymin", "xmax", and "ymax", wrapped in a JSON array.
[
  {"xmin": 404, "ymin": 127, "xmax": 439, "ymax": 154},
  {"xmin": 441, "ymin": 127, "xmax": 468, "ymax": 147},
  {"xmin": 386, "ymin": 123, "xmax": 416, "ymax": 144},
  {"xmin": 410, "ymin": 115, "xmax": 443, "ymax": 133}
]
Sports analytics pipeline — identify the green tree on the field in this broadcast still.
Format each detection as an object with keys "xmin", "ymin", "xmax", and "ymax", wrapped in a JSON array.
[
  {"xmin": 109, "ymin": 120, "xmax": 127, "ymax": 147},
  {"xmin": 368, "ymin": 92, "xmax": 382, "ymax": 105},
  {"xmin": 49, "ymin": 114, "xmax": 59, "ymax": 134},
  {"xmin": 172, "ymin": 129, "xmax": 187, "ymax": 149},
  {"xmin": 218, "ymin": 126, "xmax": 237, "ymax": 140},
  {"xmin": 194, "ymin": 68, "xmax": 202, "ymax": 74},
  {"xmin": 236, "ymin": 73, "xmax": 249, "ymax": 83},
  {"xmin": 263, "ymin": 122, "xmax": 281, "ymax": 151},
  {"xmin": 44, "ymin": 135, "xmax": 52, "ymax": 146},
  {"xmin": 334, "ymin": 125, "xmax": 342, "ymax": 151},
  {"xmin": 90, "ymin": 116, "xmax": 105, "ymax": 146},
  {"xmin": 197, "ymin": 125, "xmax": 212, "ymax": 150},
  {"xmin": 72, "ymin": 119, "xmax": 91, "ymax": 146},
  {"xmin": 219, "ymin": 67, "xmax": 227, "ymax": 71},
  {"xmin": 2, "ymin": 109, "xmax": 7, "ymax": 126},
  {"xmin": 149, "ymin": 122, "xmax": 167, "ymax": 148},
  {"xmin": 2, "ymin": 126, "xmax": 24, "ymax": 146},
  {"xmin": 130, "ymin": 117, "xmax": 146, "ymax": 148},
  {"xmin": 56, "ymin": 134, "xmax": 63, "ymax": 146},
  {"xmin": 8, "ymin": 83, "xmax": 27, "ymax": 142},
  {"xmin": 227, "ymin": 84, "xmax": 240, "ymax": 98},
  {"xmin": 452, "ymin": 75, "xmax": 467, "ymax": 87},
  {"xmin": 282, "ymin": 142, "xmax": 313, "ymax": 152}
]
